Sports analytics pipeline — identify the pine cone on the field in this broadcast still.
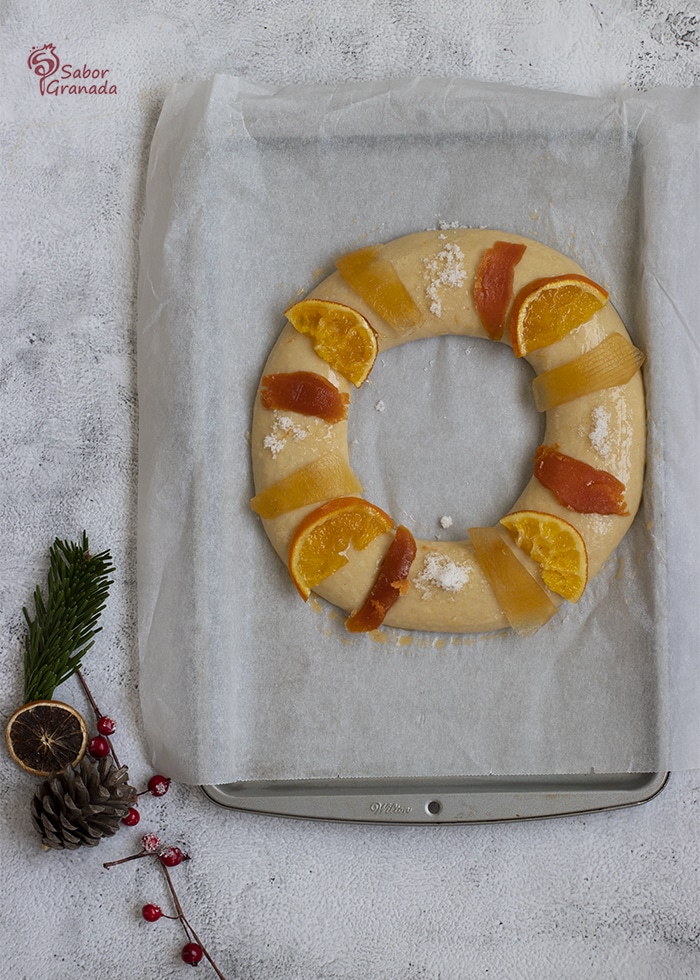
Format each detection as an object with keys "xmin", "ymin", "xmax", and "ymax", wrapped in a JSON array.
[{"xmin": 31, "ymin": 756, "xmax": 136, "ymax": 850}]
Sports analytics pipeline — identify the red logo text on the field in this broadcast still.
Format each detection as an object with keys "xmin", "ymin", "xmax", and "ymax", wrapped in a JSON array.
[{"xmin": 28, "ymin": 44, "xmax": 117, "ymax": 96}]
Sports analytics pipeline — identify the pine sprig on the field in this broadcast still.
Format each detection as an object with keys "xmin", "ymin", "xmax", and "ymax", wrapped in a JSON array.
[{"xmin": 22, "ymin": 533, "xmax": 114, "ymax": 703}]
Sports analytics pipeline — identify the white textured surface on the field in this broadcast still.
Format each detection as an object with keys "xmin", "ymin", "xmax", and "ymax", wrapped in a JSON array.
[{"xmin": 1, "ymin": 2, "xmax": 699, "ymax": 978}]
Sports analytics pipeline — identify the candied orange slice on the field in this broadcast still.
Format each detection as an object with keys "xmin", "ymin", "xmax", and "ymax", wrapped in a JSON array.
[
  {"xmin": 261, "ymin": 372, "xmax": 349, "ymax": 424},
  {"xmin": 473, "ymin": 241, "xmax": 527, "ymax": 341},
  {"xmin": 336, "ymin": 244, "xmax": 422, "ymax": 332},
  {"xmin": 500, "ymin": 511, "xmax": 588, "ymax": 603},
  {"xmin": 468, "ymin": 526, "xmax": 559, "ymax": 635},
  {"xmin": 510, "ymin": 274, "xmax": 609, "ymax": 357},
  {"xmin": 532, "ymin": 332, "xmax": 646, "ymax": 411},
  {"xmin": 346, "ymin": 525, "xmax": 417, "ymax": 632},
  {"xmin": 250, "ymin": 452, "xmax": 362, "ymax": 519},
  {"xmin": 534, "ymin": 445, "xmax": 629, "ymax": 516},
  {"xmin": 285, "ymin": 299, "xmax": 378, "ymax": 388},
  {"xmin": 288, "ymin": 496, "xmax": 394, "ymax": 600}
]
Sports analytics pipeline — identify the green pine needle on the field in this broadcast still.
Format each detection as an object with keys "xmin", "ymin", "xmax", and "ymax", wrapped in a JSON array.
[{"xmin": 22, "ymin": 532, "xmax": 114, "ymax": 704}]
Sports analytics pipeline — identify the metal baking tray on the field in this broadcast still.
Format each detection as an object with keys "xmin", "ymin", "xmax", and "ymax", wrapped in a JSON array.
[{"xmin": 202, "ymin": 770, "xmax": 668, "ymax": 824}]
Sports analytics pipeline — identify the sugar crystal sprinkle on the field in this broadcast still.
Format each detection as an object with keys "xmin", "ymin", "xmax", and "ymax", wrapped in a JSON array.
[
  {"xmin": 263, "ymin": 414, "xmax": 309, "ymax": 457},
  {"xmin": 416, "ymin": 552, "xmax": 471, "ymax": 597},
  {"xmin": 588, "ymin": 405, "xmax": 611, "ymax": 457},
  {"xmin": 423, "ymin": 243, "xmax": 467, "ymax": 318}
]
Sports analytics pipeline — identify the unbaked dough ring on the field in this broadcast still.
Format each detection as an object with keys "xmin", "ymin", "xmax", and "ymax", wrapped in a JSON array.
[{"xmin": 251, "ymin": 229, "xmax": 645, "ymax": 634}]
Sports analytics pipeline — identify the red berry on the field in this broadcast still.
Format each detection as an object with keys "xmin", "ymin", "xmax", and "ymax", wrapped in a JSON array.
[
  {"xmin": 121, "ymin": 807, "xmax": 140, "ymax": 827},
  {"xmin": 97, "ymin": 716, "xmax": 116, "ymax": 735},
  {"xmin": 159, "ymin": 845, "xmax": 188, "ymax": 867},
  {"xmin": 147, "ymin": 774, "xmax": 171, "ymax": 797},
  {"xmin": 142, "ymin": 903, "xmax": 163, "ymax": 922},
  {"xmin": 88, "ymin": 735, "xmax": 110, "ymax": 758},
  {"xmin": 141, "ymin": 832, "xmax": 161, "ymax": 853},
  {"xmin": 181, "ymin": 942, "xmax": 203, "ymax": 965}
]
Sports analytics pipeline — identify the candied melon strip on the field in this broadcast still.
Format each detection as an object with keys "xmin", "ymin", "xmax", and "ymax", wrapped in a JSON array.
[
  {"xmin": 250, "ymin": 452, "xmax": 362, "ymax": 519},
  {"xmin": 532, "ymin": 332, "xmax": 646, "ymax": 412},
  {"xmin": 336, "ymin": 244, "xmax": 422, "ymax": 332},
  {"xmin": 468, "ymin": 526, "xmax": 558, "ymax": 636}
]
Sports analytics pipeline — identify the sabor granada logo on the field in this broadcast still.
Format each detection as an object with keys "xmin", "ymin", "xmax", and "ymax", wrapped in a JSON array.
[{"xmin": 28, "ymin": 43, "xmax": 117, "ymax": 96}]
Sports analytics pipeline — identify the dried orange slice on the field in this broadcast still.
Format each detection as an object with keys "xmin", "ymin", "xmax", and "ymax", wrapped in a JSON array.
[
  {"xmin": 510, "ymin": 274, "xmax": 609, "ymax": 357},
  {"xmin": 288, "ymin": 496, "xmax": 394, "ymax": 600},
  {"xmin": 6, "ymin": 700, "xmax": 89, "ymax": 777},
  {"xmin": 335, "ymin": 244, "xmax": 422, "ymax": 332},
  {"xmin": 250, "ymin": 452, "xmax": 362, "ymax": 519},
  {"xmin": 500, "ymin": 511, "xmax": 588, "ymax": 603},
  {"xmin": 285, "ymin": 298, "xmax": 378, "ymax": 387}
]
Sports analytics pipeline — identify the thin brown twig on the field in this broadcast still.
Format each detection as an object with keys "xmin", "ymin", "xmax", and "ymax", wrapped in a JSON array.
[
  {"xmin": 160, "ymin": 863, "xmax": 227, "ymax": 979},
  {"xmin": 76, "ymin": 668, "xmax": 122, "ymax": 768},
  {"xmin": 102, "ymin": 850, "xmax": 149, "ymax": 869}
]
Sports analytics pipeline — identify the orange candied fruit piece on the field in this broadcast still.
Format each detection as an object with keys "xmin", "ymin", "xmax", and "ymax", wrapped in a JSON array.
[
  {"xmin": 500, "ymin": 511, "xmax": 588, "ymax": 603},
  {"xmin": 336, "ymin": 244, "xmax": 422, "ymax": 332},
  {"xmin": 261, "ymin": 372, "xmax": 350, "ymax": 424},
  {"xmin": 534, "ymin": 445, "xmax": 629, "ymax": 516},
  {"xmin": 473, "ymin": 241, "xmax": 527, "ymax": 341},
  {"xmin": 532, "ymin": 332, "xmax": 646, "ymax": 411},
  {"xmin": 250, "ymin": 452, "xmax": 362, "ymax": 519},
  {"xmin": 510, "ymin": 274, "xmax": 609, "ymax": 357},
  {"xmin": 468, "ymin": 525, "xmax": 558, "ymax": 635},
  {"xmin": 346, "ymin": 524, "xmax": 417, "ymax": 632},
  {"xmin": 285, "ymin": 298, "xmax": 378, "ymax": 388},
  {"xmin": 288, "ymin": 496, "xmax": 395, "ymax": 600}
]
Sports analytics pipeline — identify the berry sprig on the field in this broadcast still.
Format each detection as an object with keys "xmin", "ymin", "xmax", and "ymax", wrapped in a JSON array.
[
  {"xmin": 104, "ymin": 834, "xmax": 225, "ymax": 976},
  {"xmin": 9, "ymin": 536, "xmax": 224, "ymax": 974},
  {"xmin": 77, "ymin": 669, "xmax": 172, "ymax": 828},
  {"xmin": 76, "ymin": 675, "xmax": 224, "ymax": 973}
]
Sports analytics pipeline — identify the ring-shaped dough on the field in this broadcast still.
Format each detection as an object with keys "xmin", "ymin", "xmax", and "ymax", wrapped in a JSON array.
[{"xmin": 251, "ymin": 229, "xmax": 645, "ymax": 634}]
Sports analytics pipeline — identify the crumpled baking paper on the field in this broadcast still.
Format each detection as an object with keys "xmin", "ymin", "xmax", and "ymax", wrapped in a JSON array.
[{"xmin": 137, "ymin": 75, "xmax": 700, "ymax": 785}]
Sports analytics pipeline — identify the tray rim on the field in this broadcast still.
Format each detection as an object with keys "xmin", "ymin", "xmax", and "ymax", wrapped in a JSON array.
[{"xmin": 201, "ymin": 770, "xmax": 669, "ymax": 825}]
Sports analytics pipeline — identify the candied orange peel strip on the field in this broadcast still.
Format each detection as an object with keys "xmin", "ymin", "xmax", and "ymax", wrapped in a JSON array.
[
  {"xmin": 346, "ymin": 525, "xmax": 417, "ymax": 633},
  {"xmin": 250, "ymin": 452, "xmax": 362, "ymax": 519},
  {"xmin": 261, "ymin": 372, "xmax": 350, "ymax": 424},
  {"xmin": 534, "ymin": 445, "xmax": 629, "ymax": 516},
  {"xmin": 473, "ymin": 241, "xmax": 527, "ymax": 341},
  {"xmin": 532, "ymin": 332, "xmax": 646, "ymax": 411},
  {"xmin": 336, "ymin": 244, "xmax": 422, "ymax": 332}
]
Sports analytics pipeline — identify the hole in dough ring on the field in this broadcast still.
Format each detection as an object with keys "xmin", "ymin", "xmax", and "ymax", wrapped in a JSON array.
[{"xmin": 251, "ymin": 229, "xmax": 646, "ymax": 634}]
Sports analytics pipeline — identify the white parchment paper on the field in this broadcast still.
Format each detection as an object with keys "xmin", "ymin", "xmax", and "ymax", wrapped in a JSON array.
[{"xmin": 137, "ymin": 76, "xmax": 700, "ymax": 785}]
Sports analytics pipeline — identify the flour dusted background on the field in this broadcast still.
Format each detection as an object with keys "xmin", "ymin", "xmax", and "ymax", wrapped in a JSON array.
[{"xmin": 1, "ymin": 2, "xmax": 699, "ymax": 978}]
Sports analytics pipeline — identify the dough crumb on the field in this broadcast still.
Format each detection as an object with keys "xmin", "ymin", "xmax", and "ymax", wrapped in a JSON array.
[
  {"xmin": 416, "ymin": 552, "xmax": 471, "ymax": 597},
  {"xmin": 439, "ymin": 515, "xmax": 453, "ymax": 528},
  {"xmin": 374, "ymin": 400, "xmax": 386, "ymax": 412}
]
